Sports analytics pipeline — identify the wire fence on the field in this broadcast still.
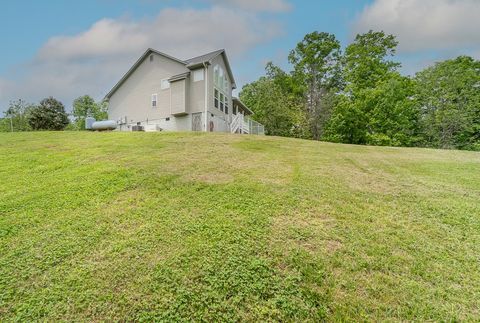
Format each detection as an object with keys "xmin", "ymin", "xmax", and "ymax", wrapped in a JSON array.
[{"xmin": 248, "ymin": 119, "xmax": 265, "ymax": 135}]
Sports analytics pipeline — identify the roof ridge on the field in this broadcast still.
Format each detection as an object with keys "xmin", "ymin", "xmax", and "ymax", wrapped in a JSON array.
[{"xmin": 185, "ymin": 49, "xmax": 224, "ymax": 62}]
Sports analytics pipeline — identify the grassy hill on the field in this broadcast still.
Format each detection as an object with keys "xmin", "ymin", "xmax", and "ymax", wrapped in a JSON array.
[{"xmin": 1, "ymin": 132, "xmax": 479, "ymax": 321}]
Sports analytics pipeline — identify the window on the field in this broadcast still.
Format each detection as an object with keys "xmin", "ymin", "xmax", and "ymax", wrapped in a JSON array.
[
  {"xmin": 223, "ymin": 75, "xmax": 228, "ymax": 92},
  {"xmin": 193, "ymin": 69, "xmax": 204, "ymax": 82},
  {"xmin": 233, "ymin": 105, "xmax": 237, "ymax": 115},
  {"xmin": 166, "ymin": 117, "xmax": 170, "ymax": 121},
  {"xmin": 214, "ymin": 87, "xmax": 230, "ymax": 114},
  {"xmin": 214, "ymin": 65, "xmax": 219, "ymax": 85},
  {"xmin": 150, "ymin": 54, "xmax": 154, "ymax": 62},
  {"xmin": 214, "ymin": 64, "xmax": 228, "ymax": 89},
  {"xmin": 151, "ymin": 94, "xmax": 157, "ymax": 108},
  {"xmin": 219, "ymin": 69, "xmax": 224, "ymax": 89},
  {"xmin": 214, "ymin": 64, "xmax": 231, "ymax": 92},
  {"xmin": 161, "ymin": 79, "xmax": 170, "ymax": 90},
  {"xmin": 214, "ymin": 89, "xmax": 219, "ymax": 109}
]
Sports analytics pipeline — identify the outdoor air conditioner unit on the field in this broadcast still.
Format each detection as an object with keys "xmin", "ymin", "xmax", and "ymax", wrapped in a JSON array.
[{"xmin": 132, "ymin": 122, "xmax": 144, "ymax": 132}]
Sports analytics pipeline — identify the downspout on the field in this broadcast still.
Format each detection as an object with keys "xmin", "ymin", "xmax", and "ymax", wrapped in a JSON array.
[{"xmin": 203, "ymin": 62, "xmax": 209, "ymax": 132}]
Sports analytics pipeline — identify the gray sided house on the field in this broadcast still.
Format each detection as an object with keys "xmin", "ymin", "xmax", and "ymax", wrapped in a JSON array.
[{"xmin": 104, "ymin": 48, "xmax": 264, "ymax": 134}]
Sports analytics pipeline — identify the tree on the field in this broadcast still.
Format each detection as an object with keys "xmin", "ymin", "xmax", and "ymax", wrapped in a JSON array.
[
  {"xmin": 414, "ymin": 56, "xmax": 480, "ymax": 150},
  {"xmin": 240, "ymin": 75, "xmax": 305, "ymax": 138},
  {"xmin": 326, "ymin": 31, "xmax": 403, "ymax": 144},
  {"xmin": 233, "ymin": 30, "xmax": 479, "ymax": 151},
  {"xmin": 28, "ymin": 97, "xmax": 69, "ymax": 130},
  {"xmin": 2, "ymin": 99, "xmax": 34, "ymax": 132},
  {"xmin": 343, "ymin": 30, "xmax": 400, "ymax": 93},
  {"xmin": 72, "ymin": 95, "xmax": 108, "ymax": 130},
  {"xmin": 288, "ymin": 32, "xmax": 342, "ymax": 140},
  {"xmin": 364, "ymin": 74, "xmax": 420, "ymax": 146}
]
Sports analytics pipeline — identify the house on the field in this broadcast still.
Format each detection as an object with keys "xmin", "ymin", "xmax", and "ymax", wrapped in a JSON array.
[{"xmin": 104, "ymin": 48, "xmax": 264, "ymax": 134}]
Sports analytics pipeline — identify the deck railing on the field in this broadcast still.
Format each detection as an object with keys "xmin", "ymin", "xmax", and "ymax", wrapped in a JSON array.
[{"xmin": 230, "ymin": 114, "xmax": 265, "ymax": 135}]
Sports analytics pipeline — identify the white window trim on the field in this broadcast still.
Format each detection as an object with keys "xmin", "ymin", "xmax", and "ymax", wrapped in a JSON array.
[
  {"xmin": 193, "ymin": 68, "xmax": 204, "ymax": 82},
  {"xmin": 161, "ymin": 78, "xmax": 170, "ymax": 90},
  {"xmin": 214, "ymin": 86, "xmax": 230, "ymax": 115},
  {"xmin": 151, "ymin": 93, "xmax": 158, "ymax": 108}
]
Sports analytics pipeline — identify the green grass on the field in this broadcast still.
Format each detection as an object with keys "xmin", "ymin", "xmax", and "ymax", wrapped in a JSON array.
[{"xmin": 0, "ymin": 131, "xmax": 479, "ymax": 321}]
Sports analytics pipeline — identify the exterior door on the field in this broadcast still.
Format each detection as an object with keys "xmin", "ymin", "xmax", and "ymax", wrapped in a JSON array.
[{"xmin": 192, "ymin": 113, "xmax": 202, "ymax": 131}]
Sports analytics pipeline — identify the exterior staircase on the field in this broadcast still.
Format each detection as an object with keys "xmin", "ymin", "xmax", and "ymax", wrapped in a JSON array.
[
  {"xmin": 230, "ymin": 113, "xmax": 264, "ymax": 135},
  {"xmin": 230, "ymin": 113, "xmax": 244, "ymax": 133}
]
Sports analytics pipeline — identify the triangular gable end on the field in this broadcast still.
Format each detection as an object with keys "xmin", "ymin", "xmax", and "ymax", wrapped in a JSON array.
[{"xmin": 104, "ymin": 48, "xmax": 187, "ymax": 100}]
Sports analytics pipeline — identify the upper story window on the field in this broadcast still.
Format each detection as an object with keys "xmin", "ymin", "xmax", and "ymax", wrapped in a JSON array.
[
  {"xmin": 151, "ymin": 94, "xmax": 157, "ymax": 108},
  {"xmin": 213, "ymin": 65, "xmax": 230, "ymax": 115},
  {"xmin": 149, "ymin": 54, "xmax": 154, "ymax": 62},
  {"xmin": 223, "ymin": 75, "xmax": 229, "ymax": 92},
  {"xmin": 161, "ymin": 79, "xmax": 170, "ymax": 90},
  {"xmin": 214, "ymin": 65, "xmax": 230, "ymax": 93},
  {"xmin": 193, "ymin": 69, "xmax": 204, "ymax": 82}
]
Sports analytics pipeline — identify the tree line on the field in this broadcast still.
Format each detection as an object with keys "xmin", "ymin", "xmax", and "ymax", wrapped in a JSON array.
[
  {"xmin": 240, "ymin": 30, "xmax": 480, "ymax": 151},
  {"xmin": 0, "ymin": 95, "xmax": 107, "ymax": 132}
]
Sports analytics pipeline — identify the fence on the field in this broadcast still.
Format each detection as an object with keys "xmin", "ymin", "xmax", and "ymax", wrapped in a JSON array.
[{"xmin": 248, "ymin": 119, "xmax": 265, "ymax": 135}]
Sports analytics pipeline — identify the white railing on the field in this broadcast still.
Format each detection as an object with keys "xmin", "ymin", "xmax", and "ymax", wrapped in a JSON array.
[
  {"xmin": 231, "ymin": 113, "xmax": 243, "ymax": 133},
  {"xmin": 242, "ymin": 119, "xmax": 249, "ymax": 134},
  {"xmin": 230, "ymin": 114, "xmax": 265, "ymax": 135}
]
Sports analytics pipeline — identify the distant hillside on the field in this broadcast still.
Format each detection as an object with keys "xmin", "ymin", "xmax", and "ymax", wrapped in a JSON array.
[{"xmin": 1, "ymin": 132, "xmax": 479, "ymax": 321}]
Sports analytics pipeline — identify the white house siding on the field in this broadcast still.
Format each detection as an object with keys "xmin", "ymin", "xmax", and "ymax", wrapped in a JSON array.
[
  {"xmin": 206, "ymin": 54, "xmax": 233, "ymax": 132},
  {"xmin": 189, "ymin": 68, "xmax": 206, "ymax": 115},
  {"xmin": 108, "ymin": 52, "xmax": 188, "ymax": 125},
  {"xmin": 208, "ymin": 113, "xmax": 229, "ymax": 132},
  {"xmin": 107, "ymin": 50, "xmax": 247, "ymax": 134},
  {"xmin": 119, "ymin": 115, "xmax": 192, "ymax": 132},
  {"xmin": 170, "ymin": 79, "xmax": 187, "ymax": 115}
]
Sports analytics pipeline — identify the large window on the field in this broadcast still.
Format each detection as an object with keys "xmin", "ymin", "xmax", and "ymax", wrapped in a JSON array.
[
  {"xmin": 214, "ymin": 89, "xmax": 219, "ymax": 109},
  {"xmin": 213, "ymin": 64, "xmax": 230, "ymax": 114},
  {"xmin": 214, "ymin": 65, "xmax": 229, "ymax": 92},
  {"xmin": 213, "ymin": 89, "xmax": 229, "ymax": 114}
]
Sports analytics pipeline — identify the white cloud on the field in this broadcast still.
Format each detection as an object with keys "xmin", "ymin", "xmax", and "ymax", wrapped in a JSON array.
[
  {"xmin": 354, "ymin": 0, "xmax": 480, "ymax": 52},
  {"xmin": 0, "ymin": 6, "xmax": 282, "ymax": 111},
  {"xmin": 208, "ymin": 0, "xmax": 291, "ymax": 12}
]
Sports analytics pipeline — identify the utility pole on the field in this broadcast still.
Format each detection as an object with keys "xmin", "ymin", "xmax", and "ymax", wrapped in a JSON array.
[{"xmin": 10, "ymin": 117, "xmax": 13, "ymax": 132}]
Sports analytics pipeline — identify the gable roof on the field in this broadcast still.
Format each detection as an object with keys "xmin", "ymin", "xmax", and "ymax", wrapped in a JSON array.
[
  {"xmin": 185, "ymin": 49, "xmax": 224, "ymax": 66},
  {"xmin": 185, "ymin": 49, "xmax": 236, "ymax": 89},
  {"xmin": 105, "ymin": 48, "xmax": 236, "ymax": 100}
]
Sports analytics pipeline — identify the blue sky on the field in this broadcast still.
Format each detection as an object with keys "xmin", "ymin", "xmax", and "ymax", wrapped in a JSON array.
[{"xmin": 1, "ymin": 0, "xmax": 479, "ymax": 112}]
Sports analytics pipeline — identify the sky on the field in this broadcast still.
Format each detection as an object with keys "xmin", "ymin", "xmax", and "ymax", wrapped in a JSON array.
[{"xmin": 0, "ymin": 0, "xmax": 479, "ymax": 112}]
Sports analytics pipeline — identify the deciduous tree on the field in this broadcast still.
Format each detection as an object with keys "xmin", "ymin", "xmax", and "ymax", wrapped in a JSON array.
[
  {"xmin": 28, "ymin": 97, "xmax": 69, "ymax": 131},
  {"xmin": 288, "ymin": 32, "xmax": 342, "ymax": 140},
  {"xmin": 72, "ymin": 95, "xmax": 108, "ymax": 130},
  {"xmin": 2, "ymin": 99, "xmax": 34, "ymax": 132},
  {"xmin": 415, "ymin": 56, "xmax": 480, "ymax": 150}
]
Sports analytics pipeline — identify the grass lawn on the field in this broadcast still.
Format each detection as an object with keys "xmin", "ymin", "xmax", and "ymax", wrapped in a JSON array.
[{"xmin": 0, "ymin": 131, "xmax": 479, "ymax": 321}]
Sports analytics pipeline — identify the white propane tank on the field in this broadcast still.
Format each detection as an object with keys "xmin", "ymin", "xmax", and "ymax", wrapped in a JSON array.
[
  {"xmin": 91, "ymin": 120, "xmax": 117, "ymax": 131},
  {"xmin": 85, "ymin": 117, "xmax": 96, "ymax": 130}
]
